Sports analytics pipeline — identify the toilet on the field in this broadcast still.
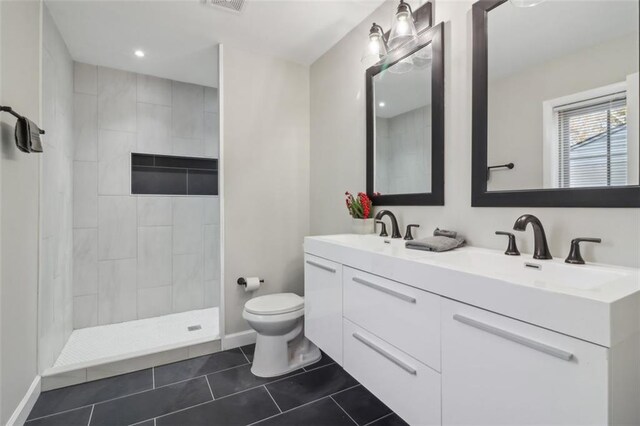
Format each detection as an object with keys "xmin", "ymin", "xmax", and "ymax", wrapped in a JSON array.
[{"xmin": 243, "ymin": 293, "xmax": 321, "ymax": 377}]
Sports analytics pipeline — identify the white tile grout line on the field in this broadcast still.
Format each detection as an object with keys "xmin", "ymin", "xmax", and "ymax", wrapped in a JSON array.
[
  {"xmin": 152, "ymin": 366, "xmax": 155, "ymax": 389},
  {"xmin": 330, "ymin": 395, "xmax": 359, "ymax": 426},
  {"xmin": 28, "ymin": 360, "xmax": 344, "ymax": 423},
  {"xmin": 204, "ymin": 375, "xmax": 215, "ymax": 400},
  {"xmin": 363, "ymin": 412, "xmax": 395, "ymax": 426},
  {"xmin": 86, "ymin": 405, "xmax": 94, "ymax": 426},
  {"xmin": 246, "ymin": 383, "xmax": 364, "ymax": 426},
  {"xmin": 262, "ymin": 386, "xmax": 282, "ymax": 413},
  {"xmin": 238, "ymin": 345, "xmax": 251, "ymax": 364},
  {"xmin": 25, "ymin": 364, "xmax": 241, "ymax": 424}
]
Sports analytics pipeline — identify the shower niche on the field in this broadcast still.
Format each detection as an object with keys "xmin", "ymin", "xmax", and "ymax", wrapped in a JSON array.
[{"xmin": 132, "ymin": 153, "xmax": 218, "ymax": 195}]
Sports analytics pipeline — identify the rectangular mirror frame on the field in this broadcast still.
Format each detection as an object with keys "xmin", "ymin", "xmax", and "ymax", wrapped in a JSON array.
[
  {"xmin": 472, "ymin": 0, "xmax": 640, "ymax": 208},
  {"xmin": 366, "ymin": 22, "xmax": 445, "ymax": 206}
]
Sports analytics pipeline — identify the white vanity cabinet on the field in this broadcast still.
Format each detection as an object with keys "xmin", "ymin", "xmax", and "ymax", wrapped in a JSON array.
[
  {"xmin": 303, "ymin": 235, "xmax": 640, "ymax": 426},
  {"xmin": 303, "ymin": 254, "xmax": 343, "ymax": 365},
  {"xmin": 441, "ymin": 299, "xmax": 609, "ymax": 426}
]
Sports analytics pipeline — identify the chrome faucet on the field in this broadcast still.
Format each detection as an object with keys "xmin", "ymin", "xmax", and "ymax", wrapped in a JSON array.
[
  {"xmin": 512, "ymin": 214, "xmax": 552, "ymax": 259},
  {"xmin": 374, "ymin": 210, "xmax": 402, "ymax": 238}
]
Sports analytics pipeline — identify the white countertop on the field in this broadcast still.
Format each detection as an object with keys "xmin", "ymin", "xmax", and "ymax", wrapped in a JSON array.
[{"xmin": 304, "ymin": 234, "xmax": 640, "ymax": 347}]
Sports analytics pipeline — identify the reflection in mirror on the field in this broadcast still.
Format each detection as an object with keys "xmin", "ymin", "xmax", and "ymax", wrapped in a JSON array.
[
  {"xmin": 486, "ymin": 0, "xmax": 639, "ymax": 192},
  {"xmin": 374, "ymin": 44, "xmax": 432, "ymax": 195}
]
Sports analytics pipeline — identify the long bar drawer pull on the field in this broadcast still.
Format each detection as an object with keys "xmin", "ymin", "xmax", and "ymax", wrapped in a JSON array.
[
  {"xmin": 453, "ymin": 314, "xmax": 574, "ymax": 361},
  {"xmin": 352, "ymin": 277, "xmax": 416, "ymax": 304},
  {"xmin": 353, "ymin": 332, "xmax": 417, "ymax": 375},
  {"xmin": 305, "ymin": 260, "xmax": 336, "ymax": 273}
]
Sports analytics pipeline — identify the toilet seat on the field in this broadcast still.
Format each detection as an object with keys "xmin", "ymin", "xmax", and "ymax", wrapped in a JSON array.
[{"xmin": 244, "ymin": 293, "xmax": 304, "ymax": 315}]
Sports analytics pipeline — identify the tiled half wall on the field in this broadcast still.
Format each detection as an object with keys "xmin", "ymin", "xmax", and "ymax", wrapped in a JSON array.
[{"xmin": 72, "ymin": 62, "xmax": 220, "ymax": 328}]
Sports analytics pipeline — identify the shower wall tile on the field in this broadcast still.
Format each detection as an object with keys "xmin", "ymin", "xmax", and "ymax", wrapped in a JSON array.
[
  {"xmin": 73, "ymin": 228, "xmax": 98, "ymax": 296},
  {"xmin": 172, "ymin": 81, "xmax": 204, "ymax": 139},
  {"xmin": 98, "ymin": 196, "xmax": 137, "ymax": 260},
  {"xmin": 173, "ymin": 253, "xmax": 204, "ymax": 313},
  {"xmin": 98, "ymin": 130, "xmax": 135, "ymax": 195},
  {"xmin": 203, "ymin": 197, "xmax": 220, "ymax": 225},
  {"xmin": 204, "ymin": 112, "xmax": 219, "ymax": 158},
  {"xmin": 72, "ymin": 63, "xmax": 221, "ymax": 326},
  {"xmin": 137, "ymin": 103, "xmax": 172, "ymax": 155},
  {"xmin": 74, "ymin": 93, "xmax": 98, "ymax": 161},
  {"xmin": 204, "ymin": 280, "xmax": 220, "ymax": 308},
  {"xmin": 73, "ymin": 161, "xmax": 98, "ymax": 228},
  {"xmin": 172, "ymin": 137, "xmax": 204, "ymax": 158},
  {"xmin": 137, "ymin": 74, "xmax": 172, "ymax": 106},
  {"xmin": 98, "ymin": 66, "xmax": 137, "ymax": 132},
  {"xmin": 137, "ymin": 226, "xmax": 172, "ymax": 288},
  {"xmin": 74, "ymin": 62, "xmax": 97, "ymax": 95},
  {"xmin": 74, "ymin": 294, "xmax": 98, "ymax": 329},
  {"xmin": 172, "ymin": 198, "xmax": 203, "ymax": 255},
  {"xmin": 204, "ymin": 87, "xmax": 219, "ymax": 113},
  {"xmin": 138, "ymin": 286, "xmax": 172, "ymax": 319},
  {"xmin": 203, "ymin": 225, "xmax": 220, "ymax": 281},
  {"xmin": 98, "ymin": 258, "xmax": 138, "ymax": 324},
  {"xmin": 138, "ymin": 196, "xmax": 172, "ymax": 226}
]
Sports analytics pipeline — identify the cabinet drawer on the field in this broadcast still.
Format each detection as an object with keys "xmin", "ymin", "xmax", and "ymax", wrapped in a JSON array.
[
  {"xmin": 304, "ymin": 254, "xmax": 343, "ymax": 365},
  {"xmin": 343, "ymin": 267, "xmax": 441, "ymax": 370},
  {"xmin": 441, "ymin": 299, "xmax": 609, "ymax": 425},
  {"xmin": 344, "ymin": 319, "xmax": 441, "ymax": 426}
]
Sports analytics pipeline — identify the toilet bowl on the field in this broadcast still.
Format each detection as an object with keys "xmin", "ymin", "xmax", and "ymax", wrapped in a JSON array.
[{"xmin": 243, "ymin": 293, "xmax": 321, "ymax": 377}]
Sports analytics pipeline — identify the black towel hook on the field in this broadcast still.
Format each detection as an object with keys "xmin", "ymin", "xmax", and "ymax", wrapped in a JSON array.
[{"xmin": 0, "ymin": 105, "xmax": 45, "ymax": 134}]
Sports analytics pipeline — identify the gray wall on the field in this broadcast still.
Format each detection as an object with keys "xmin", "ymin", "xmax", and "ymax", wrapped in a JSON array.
[
  {"xmin": 0, "ymin": 1, "xmax": 40, "ymax": 423},
  {"xmin": 310, "ymin": 0, "xmax": 640, "ymax": 268},
  {"xmin": 39, "ymin": 5, "xmax": 75, "ymax": 374},
  {"xmin": 72, "ymin": 63, "xmax": 220, "ymax": 328},
  {"xmin": 223, "ymin": 46, "xmax": 310, "ymax": 335}
]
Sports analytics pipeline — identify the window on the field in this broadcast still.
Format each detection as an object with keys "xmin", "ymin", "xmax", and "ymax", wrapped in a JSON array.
[{"xmin": 555, "ymin": 92, "xmax": 627, "ymax": 188}]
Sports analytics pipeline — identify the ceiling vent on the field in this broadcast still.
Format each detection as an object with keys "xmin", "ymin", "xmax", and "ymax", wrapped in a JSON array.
[{"xmin": 203, "ymin": 0, "xmax": 245, "ymax": 13}]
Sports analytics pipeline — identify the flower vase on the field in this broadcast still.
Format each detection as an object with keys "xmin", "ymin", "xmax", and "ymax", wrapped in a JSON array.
[{"xmin": 352, "ymin": 218, "xmax": 375, "ymax": 235}]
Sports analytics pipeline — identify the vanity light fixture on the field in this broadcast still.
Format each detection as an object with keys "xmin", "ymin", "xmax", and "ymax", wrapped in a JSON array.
[
  {"xmin": 361, "ymin": 1, "xmax": 432, "ymax": 68},
  {"xmin": 134, "ymin": 49, "xmax": 145, "ymax": 58},
  {"xmin": 388, "ymin": 0, "xmax": 418, "ymax": 50}
]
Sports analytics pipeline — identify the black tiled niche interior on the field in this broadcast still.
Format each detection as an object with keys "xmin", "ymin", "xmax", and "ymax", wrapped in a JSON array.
[{"xmin": 131, "ymin": 153, "xmax": 218, "ymax": 196}]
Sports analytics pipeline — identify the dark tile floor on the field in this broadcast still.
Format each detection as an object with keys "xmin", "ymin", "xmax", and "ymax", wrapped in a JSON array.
[{"xmin": 26, "ymin": 345, "xmax": 408, "ymax": 426}]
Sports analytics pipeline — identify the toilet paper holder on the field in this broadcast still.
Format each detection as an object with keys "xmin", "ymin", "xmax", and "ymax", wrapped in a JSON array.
[{"xmin": 237, "ymin": 277, "xmax": 264, "ymax": 287}]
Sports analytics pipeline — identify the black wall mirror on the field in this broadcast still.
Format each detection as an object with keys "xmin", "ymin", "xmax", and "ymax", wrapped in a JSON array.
[
  {"xmin": 472, "ymin": 0, "xmax": 640, "ymax": 207},
  {"xmin": 366, "ymin": 23, "xmax": 445, "ymax": 206}
]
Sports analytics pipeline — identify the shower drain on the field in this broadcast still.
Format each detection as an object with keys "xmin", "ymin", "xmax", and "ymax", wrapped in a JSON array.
[{"xmin": 187, "ymin": 325, "xmax": 202, "ymax": 331}]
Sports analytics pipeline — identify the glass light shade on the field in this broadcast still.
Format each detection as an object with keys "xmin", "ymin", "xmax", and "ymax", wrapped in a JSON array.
[
  {"xmin": 388, "ymin": 1, "xmax": 418, "ymax": 50},
  {"xmin": 412, "ymin": 43, "xmax": 432, "ymax": 69},
  {"xmin": 510, "ymin": 0, "xmax": 546, "ymax": 7},
  {"xmin": 361, "ymin": 23, "xmax": 388, "ymax": 66}
]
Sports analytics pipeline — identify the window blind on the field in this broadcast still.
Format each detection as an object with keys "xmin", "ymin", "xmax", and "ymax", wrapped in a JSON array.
[{"xmin": 556, "ymin": 93, "xmax": 627, "ymax": 188}]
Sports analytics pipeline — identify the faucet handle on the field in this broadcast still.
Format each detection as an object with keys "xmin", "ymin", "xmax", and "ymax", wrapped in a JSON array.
[
  {"xmin": 565, "ymin": 238, "xmax": 601, "ymax": 265},
  {"xmin": 375, "ymin": 220, "xmax": 388, "ymax": 237},
  {"xmin": 495, "ymin": 231, "xmax": 520, "ymax": 256},
  {"xmin": 404, "ymin": 224, "xmax": 420, "ymax": 240}
]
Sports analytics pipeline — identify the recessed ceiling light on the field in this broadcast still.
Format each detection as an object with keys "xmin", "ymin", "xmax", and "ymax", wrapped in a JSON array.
[
  {"xmin": 379, "ymin": 102, "xmax": 386, "ymax": 107},
  {"xmin": 134, "ymin": 50, "xmax": 145, "ymax": 58}
]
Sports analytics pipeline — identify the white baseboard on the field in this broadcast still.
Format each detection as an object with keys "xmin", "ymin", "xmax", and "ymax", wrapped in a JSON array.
[
  {"xmin": 222, "ymin": 330, "xmax": 256, "ymax": 350},
  {"xmin": 7, "ymin": 375, "xmax": 41, "ymax": 426}
]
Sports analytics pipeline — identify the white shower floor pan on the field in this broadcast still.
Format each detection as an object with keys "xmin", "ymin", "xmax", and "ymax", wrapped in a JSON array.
[{"xmin": 45, "ymin": 307, "xmax": 220, "ymax": 377}]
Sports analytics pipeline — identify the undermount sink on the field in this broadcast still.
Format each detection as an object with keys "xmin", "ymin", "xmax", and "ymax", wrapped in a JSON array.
[{"xmin": 434, "ymin": 248, "xmax": 632, "ymax": 292}]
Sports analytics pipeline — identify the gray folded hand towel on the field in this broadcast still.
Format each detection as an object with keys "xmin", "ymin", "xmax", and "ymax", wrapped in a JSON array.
[{"xmin": 406, "ymin": 233, "xmax": 465, "ymax": 252}]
